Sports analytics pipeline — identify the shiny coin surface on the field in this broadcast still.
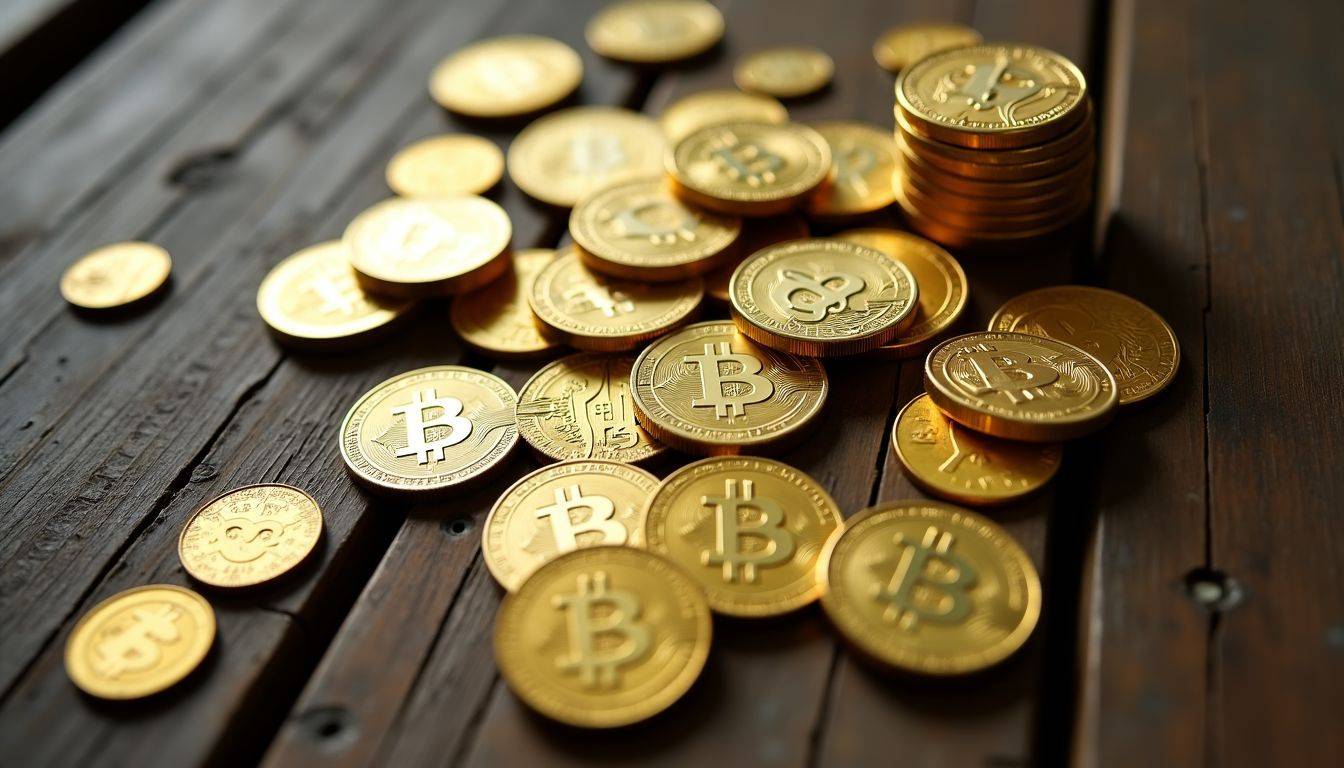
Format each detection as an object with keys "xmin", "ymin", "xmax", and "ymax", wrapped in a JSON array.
[
  {"xmin": 484, "ymin": 460, "xmax": 660, "ymax": 592},
  {"xmin": 873, "ymin": 22, "xmax": 984, "ymax": 73},
  {"xmin": 734, "ymin": 46, "xmax": 834, "ymax": 98},
  {"xmin": 516, "ymin": 353, "xmax": 665, "ymax": 464},
  {"xmin": 65, "ymin": 585, "xmax": 214, "ymax": 699},
  {"xmin": 630, "ymin": 320, "xmax": 827, "ymax": 455},
  {"xmin": 895, "ymin": 100, "xmax": 1094, "ymax": 168},
  {"xmin": 385, "ymin": 134, "xmax": 504, "ymax": 197},
  {"xmin": 989, "ymin": 286, "xmax": 1179, "ymax": 405},
  {"xmin": 585, "ymin": 0, "xmax": 724, "ymax": 64},
  {"xmin": 429, "ymin": 35, "xmax": 582, "ymax": 117},
  {"xmin": 659, "ymin": 89, "xmax": 788, "ymax": 143},
  {"xmin": 495, "ymin": 546, "xmax": 711, "ymax": 728},
  {"xmin": 257, "ymin": 241, "xmax": 411, "ymax": 349},
  {"xmin": 705, "ymin": 215, "xmax": 809, "ymax": 305},
  {"xmin": 60, "ymin": 242, "xmax": 171, "ymax": 310},
  {"xmin": 450, "ymin": 248, "xmax": 559, "ymax": 360},
  {"xmin": 178, "ymin": 484, "xmax": 324, "ymax": 588},
  {"xmin": 820, "ymin": 501, "xmax": 1041, "ymax": 674},
  {"xmin": 925, "ymin": 332, "xmax": 1117, "ymax": 442},
  {"xmin": 509, "ymin": 106, "xmax": 667, "ymax": 208},
  {"xmin": 729, "ymin": 238, "xmax": 918, "ymax": 356},
  {"xmin": 806, "ymin": 121, "xmax": 898, "ymax": 219},
  {"xmin": 340, "ymin": 366, "xmax": 518, "ymax": 496},
  {"xmin": 667, "ymin": 122, "xmax": 831, "ymax": 216}
]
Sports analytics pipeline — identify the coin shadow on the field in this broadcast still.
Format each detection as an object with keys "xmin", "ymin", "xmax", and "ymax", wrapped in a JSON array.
[
  {"xmin": 74, "ymin": 632, "xmax": 220, "ymax": 719},
  {"xmin": 278, "ymin": 302, "xmax": 462, "ymax": 376},
  {"xmin": 65, "ymin": 277, "xmax": 173, "ymax": 322}
]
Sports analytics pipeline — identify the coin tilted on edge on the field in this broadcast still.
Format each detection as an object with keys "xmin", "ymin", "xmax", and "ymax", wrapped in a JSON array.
[
  {"xmin": 178, "ymin": 484, "xmax": 324, "ymax": 588},
  {"xmin": 516, "ymin": 353, "xmax": 665, "ymax": 464},
  {"xmin": 704, "ymin": 215, "xmax": 809, "ymax": 305},
  {"xmin": 585, "ymin": 0, "xmax": 725, "ymax": 64},
  {"xmin": 805, "ymin": 121, "xmax": 899, "ymax": 220},
  {"xmin": 429, "ymin": 35, "xmax": 582, "ymax": 118},
  {"xmin": 60, "ymin": 242, "xmax": 172, "ymax": 310},
  {"xmin": 508, "ymin": 106, "xmax": 667, "ymax": 208},
  {"xmin": 734, "ymin": 46, "xmax": 835, "ymax": 99},
  {"xmin": 385, "ymin": 134, "xmax": 504, "ymax": 197},
  {"xmin": 450, "ymin": 248, "xmax": 559, "ymax": 360},
  {"xmin": 659, "ymin": 89, "xmax": 788, "ymax": 143},
  {"xmin": 667, "ymin": 122, "xmax": 831, "ymax": 216},
  {"xmin": 872, "ymin": 22, "xmax": 983, "ymax": 73}
]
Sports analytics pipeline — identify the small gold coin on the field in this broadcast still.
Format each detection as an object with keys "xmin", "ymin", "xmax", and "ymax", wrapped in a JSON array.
[
  {"xmin": 925, "ymin": 332, "xmax": 1118, "ymax": 442},
  {"xmin": 820, "ymin": 500, "xmax": 1041, "ymax": 675},
  {"xmin": 178, "ymin": 484, "xmax": 324, "ymax": 588},
  {"xmin": 508, "ymin": 106, "xmax": 667, "ymax": 208},
  {"xmin": 516, "ymin": 353, "xmax": 665, "ymax": 464},
  {"xmin": 989, "ymin": 286, "xmax": 1179, "ymax": 405},
  {"xmin": 65, "ymin": 584, "xmax": 214, "ymax": 699},
  {"xmin": 630, "ymin": 320, "xmax": 827, "ymax": 455},
  {"xmin": 450, "ymin": 248, "xmax": 559, "ymax": 360},
  {"xmin": 893, "ymin": 394, "xmax": 1061, "ymax": 506},
  {"xmin": 872, "ymin": 22, "xmax": 984, "ymax": 73},
  {"xmin": 429, "ymin": 35, "xmax": 582, "ymax": 118},
  {"xmin": 527, "ymin": 248, "xmax": 703, "ymax": 352},
  {"xmin": 60, "ymin": 242, "xmax": 171, "ymax": 310},
  {"xmin": 659, "ymin": 89, "xmax": 788, "ymax": 143},
  {"xmin": 385, "ymin": 134, "xmax": 504, "ymax": 197},
  {"xmin": 734, "ymin": 46, "xmax": 834, "ymax": 99},
  {"xmin": 805, "ymin": 121, "xmax": 899, "ymax": 219},
  {"xmin": 641, "ymin": 456, "xmax": 841, "ymax": 617},
  {"xmin": 667, "ymin": 122, "xmax": 831, "ymax": 216},
  {"xmin": 729, "ymin": 238, "xmax": 918, "ymax": 357},
  {"xmin": 340, "ymin": 365, "xmax": 518, "ymax": 496},
  {"xmin": 585, "ymin": 0, "xmax": 725, "ymax": 64},
  {"xmin": 494, "ymin": 546, "xmax": 710, "ymax": 728},
  {"xmin": 705, "ymin": 215, "xmax": 809, "ymax": 305},
  {"xmin": 484, "ymin": 460, "xmax": 660, "ymax": 591}
]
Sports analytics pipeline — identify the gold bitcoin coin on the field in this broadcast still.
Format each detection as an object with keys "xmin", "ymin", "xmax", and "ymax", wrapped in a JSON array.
[
  {"xmin": 450, "ymin": 248, "xmax": 559, "ymax": 360},
  {"xmin": 630, "ymin": 320, "xmax": 827, "ymax": 455},
  {"xmin": 65, "ymin": 584, "xmax": 214, "ymax": 699},
  {"xmin": 873, "ymin": 22, "xmax": 984, "ymax": 73},
  {"xmin": 484, "ymin": 460, "xmax": 659, "ymax": 591},
  {"xmin": 729, "ymin": 238, "xmax": 918, "ymax": 357},
  {"xmin": 494, "ymin": 546, "xmax": 711, "ymax": 728},
  {"xmin": 806, "ymin": 121, "xmax": 898, "ymax": 219},
  {"xmin": 516, "ymin": 353, "xmax": 666, "ymax": 464},
  {"xmin": 925, "ymin": 332, "xmax": 1118, "ymax": 442},
  {"xmin": 429, "ymin": 35, "xmax": 582, "ymax": 118},
  {"xmin": 60, "ymin": 242, "xmax": 171, "ymax": 310},
  {"xmin": 641, "ymin": 456, "xmax": 840, "ymax": 617},
  {"xmin": 734, "ymin": 46, "xmax": 834, "ymax": 99},
  {"xmin": 385, "ymin": 134, "xmax": 504, "ymax": 197},
  {"xmin": 508, "ymin": 106, "xmax": 667, "ymax": 208},
  {"xmin": 659, "ymin": 89, "xmax": 788, "ymax": 143},
  {"xmin": 527, "ymin": 248, "xmax": 703, "ymax": 352},
  {"xmin": 820, "ymin": 501, "xmax": 1041, "ymax": 674},
  {"xmin": 704, "ymin": 215, "xmax": 809, "ymax": 305},
  {"xmin": 667, "ymin": 122, "xmax": 831, "ymax": 216},
  {"xmin": 178, "ymin": 484, "xmax": 323, "ymax": 588},
  {"xmin": 340, "ymin": 366, "xmax": 518, "ymax": 496},
  {"xmin": 585, "ymin": 0, "xmax": 725, "ymax": 64},
  {"xmin": 895, "ymin": 100, "xmax": 1094, "ymax": 169}
]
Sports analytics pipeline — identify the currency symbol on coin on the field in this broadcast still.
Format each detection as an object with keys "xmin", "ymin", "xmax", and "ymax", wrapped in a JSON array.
[
  {"xmin": 684, "ymin": 342, "xmax": 774, "ymax": 418},
  {"xmin": 392, "ymin": 388, "xmax": 473, "ymax": 463},
  {"xmin": 874, "ymin": 526, "xmax": 978, "ymax": 629},
  {"xmin": 563, "ymin": 284, "xmax": 635, "ymax": 318},
  {"xmin": 535, "ymin": 484, "xmax": 628, "ymax": 551},
  {"xmin": 962, "ymin": 347, "xmax": 1060, "ymax": 404},
  {"xmin": 699, "ymin": 478, "xmax": 795, "ymax": 583},
  {"xmin": 211, "ymin": 517, "xmax": 285, "ymax": 563},
  {"xmin": 769, "ymin": 268, "xmax": 865, "ymax": 322},
  {"xmin": 553, "ymin": 571, "xmax": 651, "ymax": 688},
  {"xmin": 305, "ymin": 270, "xmax": 363, "ymax": 316},
  {"xmin": 833, "ymin": 141, "xmax": 877, "ymax": 194},
  {"xmin": 393, "ymin": 211, "xmax": 480, "ymax": 264},
  {"xmin": 711, "ymin": 133, "xmax": 785, "ymax": 187},
  {"xmin": 566, "ymin": 133, "xmax": 627, "ymax": 175},
  {"xmin": 609, "ymin": 202, "xmax": 699, "ymax": 246},
  {"xmin": 952, "ymin": 57, "xmax": 1043, "ymax": 112},
  {"xmin": 92, "ymin": 604, "xmax": 182, "ymax": 678}
]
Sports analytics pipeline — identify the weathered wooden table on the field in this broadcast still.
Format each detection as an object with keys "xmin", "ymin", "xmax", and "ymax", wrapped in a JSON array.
[{"xmin": 1, "ymin": 0, "xmax": 1340, "ymax": 765}]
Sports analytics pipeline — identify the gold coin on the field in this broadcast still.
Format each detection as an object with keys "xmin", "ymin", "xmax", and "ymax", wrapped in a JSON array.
[
  {"xmin": 571, "ymin": 175, "xmax": 741, "ymax": 281},
  {"xmin": 900, "ymin": 119, "xmax": 1095, "ymax": 183},
  {"xmin": 873, "ymin": 22, "xmax": 984, "ymax": 73},
  {"xmin": 60, "ymin": 242, "xmax": 171, "ymax": 310},
  {"xmin": 667, "ymin": 122, "xmax": 831, "ymax": 216},
  {"xmin": 385, "ymin": 134, "xmax": 504, "ymax": 197},
  {"xmin": 450, "ymin": 248, "xmax": 559, "ymax": 360},
  {"xmin": 65, "ymin": 584, "xmax": 214, "ymax": 699},
  {"xmin": 895, "ymin": 100, "xmax": 1094, "ymax": 167},
  {"xmin": 897, "ymin": 175, "xmax": 1089, "ymax": 231},
  {"xmin": 429, "ymin": 35, "xmax": 582, "ymax": 118},
  {"xmin": 704, "ymin": 215, "xmax": 809, "ymax": 305},
  {"xmin": 900, "ymin": 166, "xmax": 1084, "ymax": 215},
  {"xmin": 344, "ymin": 196, "xmax": 511, "ymax": 299},
  {"xmin": 508, "ymin": 106, "xmax": 667, "ymax": 208},
  {"xmin": 894, "ymin": 181, "xmax": 1087, "ymax": 249},
  {"xmin": 494, "ymin": 546, "xmax": 711, "ymax": 728},
  {"xmin": 516, "ymin": 353, "xmax": 666, "ymax": 464},
  {"xmin": 925, "ymin": 331, "xmax": 1118, "ymax": 442},
  {"xmin": 893, "ymin": 394, "xmax": 1061, "ymax": 506},
  {"xmin": 896, "ymin": 131, "xmax": 1096, "ymax": 198},
  {"xmin": 484, "ymin": 460, "xmax": 659, "ymax": 591},
  {"xmin": 527, "ymin": 248, "xmax": 703, "ymax": 353},
  {"xmin": 820, "ymin": 500, "xmax": 1041, "ymax": 674},
  {"xmin": 630, "ymin": 320, "xmax": 827, "ymax": 455},
  {"xmin": 734, "ymin": 46, "xmax": 834, "ymax": 99},
  {"xmin": 659, "ymin": 89, "xmax": 788, "ymax": 143},
  {"xmin": 340, "ymin": 365, "xmax": 518, "ymax": 496},
  {"xmin": 641, "ymin": 456, "xmax": 841, "ymax": 617},
  {"xmin": 729, "ymin": 238, "xmax": 918, "ymax": 356},
  {"xmin": 585, "ymin": 0, "xmax": 725, "ymax": 64},
  {"xmin": 178, "ymin": 484, "xmax": 323, "ymax": 588},
  {"xmin": 805, "ymin": 121, "xmax": 898, "ymax": 219},
  {"xmin": 989, "ymin": 286, "xmax": 1179, "ymax": 405}
]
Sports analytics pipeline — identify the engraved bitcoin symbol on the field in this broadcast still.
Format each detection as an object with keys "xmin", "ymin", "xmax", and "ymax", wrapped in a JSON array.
[
  {"xmin": 937, "ymin": 422, "xmax": 986, "ymax": 474},
  {"xmin": 683, "ymin": 342, "xmax": 774, "ymax": 418},
  {"xmin": 874, "ymin": 526, "xmax": 978, "ymax": 629},
  {"xmin": 92, "ymin": 604, "xmax": 182, "ymax": 678},
  {"xmin": 769, "ymin": 268, "xmax": 865, "ymax": 322},
  {"xmin": 565, "ymin": 133, "xmax": 626, "ymax": 175},
  {"xmin": 384, "ymin": 210, "xmax": 482, "ymax": 265},
  {"xmin": 392, "ymin": 388, "xmax": 473, "ymax": 464},
  {"xmin": 1029, "ymin": 308, "xmax": 1124, "ymax": 368},
  {"xmin": 210, "ymin": 517, "xmax": 285, "ymax": 563},
  {"xmin": 961, "ymin": 346, "xmax": 1060, "ymax": 405},
  {"xmin": 833, "ymin": 141, "xmax": 877, "ymax": 194},
  {"xmin": 305, "ymin": 270, "xmax": 363, "ymax": 316},
  {"xmin": 711, "ymin": 132, "xmax": 785, "ymax": 187},
  {"xmin": 553, "ymin": 571, "xmax": 651, "ymax": 688},
  {"xmin": 608, "ymin": 202, "xmax": 699, "ymax": 246},
  {"xmin": 563, "ymin": 284, "xmax": 635, "ymax": 318},
  {"xmin": 699, "ymin": 478, "xmax": 795, "ymax": 583},
  {"xmin": 535, "ymin": 484, "xmax": 628, "ymax": 551},
  {"xmin": 944, "ymin": 57, "xmax": 1049, "ymax": 121}
]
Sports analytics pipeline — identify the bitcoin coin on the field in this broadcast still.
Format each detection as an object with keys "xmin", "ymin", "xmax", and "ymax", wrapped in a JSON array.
[
  {"xmin": 667, "ymin": 122, "xmax": 831, "ymax": 216},
  {"xmin": 429, "ymin": 35, "xmax": 582, "ymax": 117},
  {"xmin": 896, "ymin": 132, "xmax": 1096, "ymax": 198},
  {"xmin": 385, "ymin": 134, "xmax": 504, "ymax": 197},
  {"xmin": 989, "ymin": 286, "xmax": 1179, "ymax": 405},
  {"xmin": 630, "ymin": 320, "xmax": 827, "ymax": 455},
  {"xmin": 585, "ymin": 0, "xmax": 724, "ymax": 64},
  {"xmin": 484, "ymin": 460, "xmax": 660, "ymax": 591},
  {"xmin": 178, "ymin": 484, "xmax": 323, "ymax": 588},
  {"xmin": 344, "ymin": 196, "xmax": 511, "ymax": 299},
  {"xmin": 925, "ymin": 332, "xmax": 1118, "ymax": 441},
  {"xmin": 895, "ymin": 100, "xmax": 1094, "ymax": 168},
  {"xmin": 60, "ymin": 242, "xmax": 171, "ymax": 310},
  {"xmin": 873, "ymin": 22, "xmax": 983, "ymax": 73},
  {"xmin": 805, "ymin": 121, "xmax": 898, "ymax": 219},
  {"xmin": 734, "ymin": 46, "xmax": 834, "ymax": 99},
  {"xmin": 820, "ymin": 501, "xmax": 1041, "ymax": 674},
  {"xmin": 705, "ymin": 215, "xmax": 809, "ymax": 305},
  {"xmin": 641, "ymin": 456, "xmax": 840, "ymax": 617},
  {"xmin": 494, "ymin": 546, "xmax": 710, "ymax": 728},
  {"xmin": 65, "ymin": 585, "xmax": 214, "ymax": 699},
  {"xmin": 516, "ymin": 353, "xmax": 665, "ymax": 464},
  {"xmin": 571, "ymin": 175, "xmax": 741, "ymax": 281},
  {"xmin": 340, "ymin": 366, "xmax": 518, "ymax": 496},
  {"xmin": 450, "ymin": 248, "xmax": 559, "ymax": 360},
  {"xmin": 508, "ymin": 106, "xmax": 667, "ymax": 208},
  {"xmin": 729, "ymin": 238, "xmax": 918, "ymax": 357},
  {"xmin": 659, "ymin": 89, "xmax": 788, "ymax": 143},
  {"xmin": 527, "ymin": 248, "xmax": 702, "ymax": 352}
]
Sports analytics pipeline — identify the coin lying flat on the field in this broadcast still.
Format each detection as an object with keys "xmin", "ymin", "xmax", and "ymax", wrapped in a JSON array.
[
  {"xmin": 508, "ymin": 107, "xmax": 667, "ymax": 208},
  {"xmin": 65, "ymin": 585, "xmax": 214, "ymax": 699},
  {"xmin": 178, "ymin": 484, "xmax": 324, "ymax": 588},
  {"xmin": 806, "ymin": 121, "xmax": 899, "ymax": 219},
  {"xmin": 585, "ymin": 0, "xmax": 725, "ymax": 64},
  {"xmin": 495, "ymin": 546, "xmax": 711, "ymax": 728},
  {"xmin": 734, "ymin": 46, "xmax": 834, "ymax": 99},
  {"xmin": 705, "ymin": 215, "xmax": 809, "ymax": 305},
  {"xmin": 385, "ymin": 134, "xmax": 504, "ymax": 197},
  {"xmin": 872, "ymin": 22, "xmax": 983, "ymax": 73},
  {"xmin": 429, "ymin": 35, "xmax": 582, "ymax": 118},
  {"xmin": 516, "ymin": 353, "xmax": 665, "ymax": 464},
  {"xmin": 450, "ymin": 248, "xmax": 559, "ymax": 360},
  {"xmin": 667, "ymin": 122, "xmax": 831, "ymax": 216},
  {"xmin": 659, "ymin": 89, "xmax": 788, "ymax": 143},
  {"xmin": 60, "ymin": 242, "xmax": 171, "ymax": 310},
  {"xmin": 820, "ymin": 501, "xmax": 1040, "ymax": 675}
]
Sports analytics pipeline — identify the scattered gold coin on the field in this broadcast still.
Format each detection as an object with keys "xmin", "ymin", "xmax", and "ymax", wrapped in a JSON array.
[
  {"xmin": 450, "ymin": 248, "xmax": 559, "ymax": 360},
  {"xmin": 704, "ymin": 215, "xmax": 809, "ymax": 305},
  {"xmin": 668, "ymin": 122, "xmax": 831, "ymax": 216},
  {"xmin": 659, "ymin": 89, "xmax": 788, "ymax": 143},
  {"xmin": 805, "ymin": 121, "xmax": 898, "ymax": 219},
  {"xmin": 429, "ymin": 35, "xmax": 582, "ymax": 118},
  {"xmin": 516, "ymin": 353, "xmax": 665, "ymax": 464},
  {"xmin": 60, "ymin": 242, "xmax": 171, "ymax": 310},
  {"xmin": 872, "ymin": 22, "xmax": 983, "ymax": 73},
  {"xmin": 178, "ymin": 484, "xmax": 324, "ymax": 588},
  {"xmin": 508, "ymin": 106, "xmax": 667, "ymax": 208},
  {"xmin": 734, "ymin": 46, "xmax": 835, "ymax": 99},
  {"xmin": 385, "ymin": 134, "xmax": 504, "ymax": 197},
  {"xmin": 585, "ymin": 0, "xmax": 725, "ymax": 64}
]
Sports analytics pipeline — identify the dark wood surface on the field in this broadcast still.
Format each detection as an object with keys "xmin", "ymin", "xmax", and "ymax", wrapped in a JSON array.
[{"xmin": 0, "ymin": 0, "xmax": 1339, "ymax": 766}]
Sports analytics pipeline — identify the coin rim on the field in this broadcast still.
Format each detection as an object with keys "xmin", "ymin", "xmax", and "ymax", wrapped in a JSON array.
[
  {"xmin": 804, "ymin": 121, "xmax": 899, "ymax": 219},
  {"xmin": 257, "ymin": 241, "xmax": 411, "ymax": 348},
  {"xmin": 177, "ymin": 483, "xmax": 324, "ymax": 588},
  {"xmin": 384, "ymin": 134, "xmax": 505, "ymax": 197},
  {"xmin": 733, "ymin": 46, "xmax": 835, "ymax": 98},
  {"xmin": 428, "ymin": 34, "xmax": 583, "ymax": 117},
  {"xmin": 584, "ymin": 0, "xmax": 725, "ymax": 64},
  {"xmin": 449, "ymin": 248, "xmax": 559, "ymax": 360},
  {"xmin": 659, "ymin": 89, "xmax": 789, "ymax": 143},
  {"xmin": 60, "ymin": 241, "xmax": 172, "ymax": 310},
  {"xmin": 872, "ymin": 22, "xmax": 984, "ymax": 73},
  {"xmin": 666, "ymin": 121, "xmax": 832, "ymax": 212}
]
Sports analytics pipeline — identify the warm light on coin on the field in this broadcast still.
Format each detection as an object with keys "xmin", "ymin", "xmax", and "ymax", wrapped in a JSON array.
[
  {"xmin": 872, "ymin": 22, "xmax": 983, "ymax": 73},
  {"xmin": 659, "ymin": 89, "xmax": 788, "ymax": 143},
  {"xmin": 385, "ymin": 134, "xmax": 504, "ymax": 197},
  {"xmin": 178, "ymin": 484, "xmax": 324, "ymax": 588},
  {"xmin": 805, "ymin": 121, "xmax": 899, "ymax": 219},
  {"xmin": 704, "ymin": 215, "xmax": 810, "ymax": 304},
  {"xmin": 257, "ymin": 241, "xmax": 411, "ymax": 349},
  {"xmin": 668, "ymin": 121, "xmax": 831, "ymax": 216},
  {"xmin": 60, "ymin": 242, "xmax": 171, "ymax": 310},
  {"xmin": 734, "ymin": 46, "xmax": 835, "ymax": 99},
  {"xmin": 509, "ymin": 106, "xmax": 667, "ymax": 208},
  {"xmin": 516, "ymin": 353, "xmax": 665, "ymax": 464},
  {"xmin": 429, "ymin": 35, "xmax": 582, "ymax": 118},
  {"xmin": 450, "ymin": 248, "xmax": 559, "ymax": 360},
  {"xmin": 585, "ymin": 0, "xmax": 725, "ymax": 64}
]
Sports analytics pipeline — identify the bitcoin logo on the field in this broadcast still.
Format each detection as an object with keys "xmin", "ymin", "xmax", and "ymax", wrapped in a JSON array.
[
  {"xmin": 563, "ymin": 284, "xmax": 635, "ymax": 318},
  {"xmin": 383, "ymin": 209, "xmax": 482, "ymax": 265},
  {"xmin": 305, "ymin": 271, "xmax": 363, "ymax": 317},
  {"xmin": 210, "ymin": 517, "xmax": 285, "ymax": 563},
  {"xmin": 711, "ymin": 133, "xmax": 785, "ymax": 187},
  {"xmin": 875, "ymin": 526, "xmax": 977, "ymax": 629},
  {"xmin": 553, "ymin": 571, "xmax": 651, "ymax": 688},
  {"xmin": 92, "ymin": 604, "xmax": 182, "ymax": 678},
  {"xmin": 948, "ymin": 59, "xmax": 1045, "ymax": 113},
  {"xmin": 768, "ymin": 268, "xmax": 865, "ymax": 322},
  {"xmin": 392, "ymin": 388, "xmax": 473, "ymax": 464},
  {"xmin": 833, "ymin": 141, "xmax": 877, "ymax": 192},
  {"xmin": 535, "ymin": 484, "xmax": 628, "ymax": 551},
  {"xmin": 700, "ymin": 478, "xmax": 795, "ymax": 583},
  {"xmin": 961, "ymin": 346, "xmax": 1061, "ymax": 404},
  {"xmin": 609, "ymin": 202, "xmax": 699, "ymax": 246},
  {"xmin": 565, "ymin": 133, "xmax": 626, "ymax": 175},
  {"xmin": 683, "ymin": 341, "xmax": 774, "ymax": 418}
]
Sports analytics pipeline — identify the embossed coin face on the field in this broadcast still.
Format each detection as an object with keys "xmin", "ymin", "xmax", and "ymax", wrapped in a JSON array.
[
  {"xmin": 429, "ymin": 35, "xmax": 582, "ymax": 117},
  {"xmin": 667, "ymin": 122, "xmax": 831, "ymax": 216},
  {"xmin": 989, "ymin": 286, "xmax": 1179, "ymax": 405},
  {"xmin": 340, "ymin": 366, "xmax": 518, "ymax": 496},
  {"xmin": 258, "ymin": 241, "xmax": 411, "ymax": 349},
  {"xmin": 705, "ymin": 215, "xmax": 810, "ymax": 304},
  {"xmin": 65, "ymin": 585, "xmax": 214, "ymax": 699},
  {"xmin": 873, "ymin": 22, "xmax": 984, "ymax": 73},
  {"xmin": 495, "ymin": 546, "xmax": 711, "ymax": 728},
  {"xmin": 630, "ymin": 320, "xmax": 827, "ymax": 455},
  {"xmin": 178, "ymin": 484, "xmax": 324, "ymax": 588},
  {"xmin": 517, "ymin": 353, "xmax": 665, "ymax": 464},
  {"xmin": 484, "ymin": 460, "xmax": 660, "ymax": 591},
  {"xmin": 734, "ymin": 46, "xmax": 835, "ymax": 99},
  {"xmin": 925, "ymin": 332, "xmax": 1118, "ymax": 442},
  {"xmin": 60, "ymin": 242, "xmax": 171, "ymax": 309},
  {"xmin": 450, "ymin": 248, "xmax": 558, "ymax": 360},
  {"xmin": 509, "ymin": 107, "xmax": 667, "ymax": 208},
  {"xmin": 642, "ymin": 456, "xmax": 840, "ymax": 617},
  {"xmin": 806, "ymin": 122, "xmax": 899, "ymax": 219},
  {"xmin": 659, "ymin": 89, "xmax": 788, "ymax": 143},
  {"xmin": 585, "ymin": 0, "xmax": 725, "ymax": 64},
  {"xmin": 385, "ymin": 134, "xmax": 504, "ymax": 197}
]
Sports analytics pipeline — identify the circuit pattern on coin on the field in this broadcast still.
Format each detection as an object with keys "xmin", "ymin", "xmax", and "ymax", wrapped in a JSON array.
[{"xmin": 516, "ymin": 353, "xmax": 665, "ymax": 464}]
